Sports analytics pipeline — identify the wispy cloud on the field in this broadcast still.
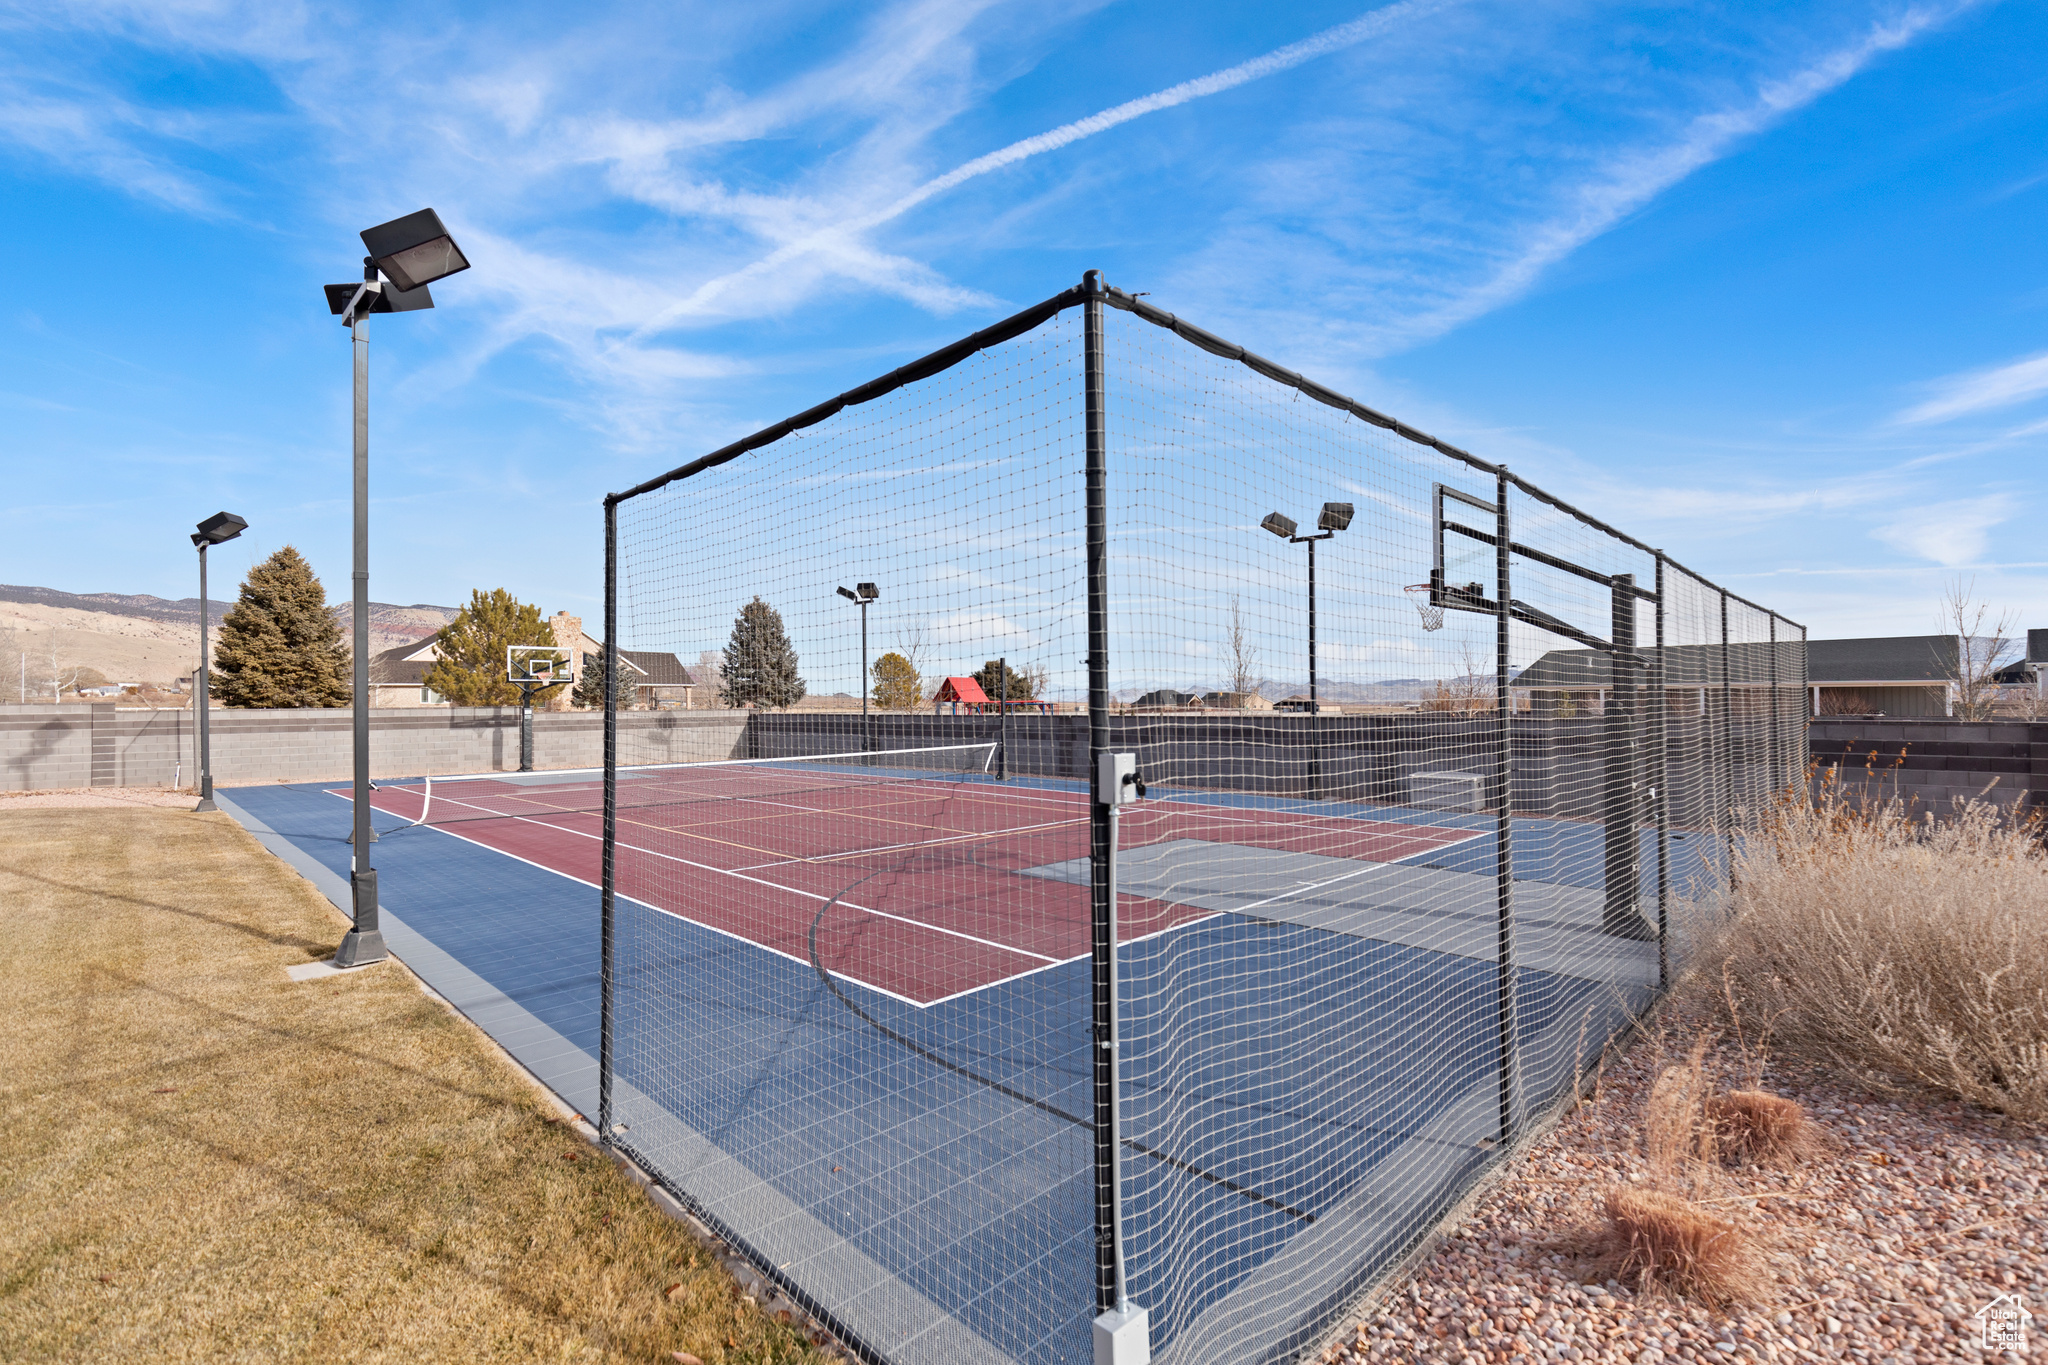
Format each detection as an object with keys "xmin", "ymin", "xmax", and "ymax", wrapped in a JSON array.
[
  {"xmin": 1896, "ymin": 349, "xmax": 2048, "ymax": 424},
  {"xmin": 1871, "ymin": 496, "xmax": 2013, "ymax": 566},
  {"xmin": 630, "ymin": 0, "xmax": 1460, "ymax": 340},
  {"xmin": 1386, "ymin": 2, "xmax": 1978, "ymax": 350}
]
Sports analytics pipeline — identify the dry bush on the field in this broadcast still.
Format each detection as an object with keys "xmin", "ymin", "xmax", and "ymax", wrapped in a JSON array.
[
  {"xmin": 1590, "ymin": 1187, "xmax": 1770, "ymax": 1307},
  {"xmin": 1704, "ymin": 777, "xmax": 2048, "ymax": 1121},
  {"xmin": 1642, "ymin": 1038, "xmax": 1719, "ymax": 1186},
  {"xmin": 1708, "ymin": 1091, "xmax": 1825, "ymax": 1167}
]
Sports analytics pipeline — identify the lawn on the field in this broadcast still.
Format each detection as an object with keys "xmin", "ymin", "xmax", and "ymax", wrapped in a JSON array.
[{"xmin": 0, "ymin": 806, "xmax": 831, "ymax": 1364}]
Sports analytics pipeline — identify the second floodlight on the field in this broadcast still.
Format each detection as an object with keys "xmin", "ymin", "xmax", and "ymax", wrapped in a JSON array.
[
  {"xmin": 837, "ymin": 586, "xmax": 859, "ymax": 602},
  {"xmin": 1261, "ymin": 512, "xmax": 1297, "ymax": 539},
  {"xmin": 857, "ymin": 583, "xmax": 879, "ymax": 601},
  {"xmin": 1318, "ymin": 502, "xmax": 1354, "ymax": 533},
  {"xmin": 361, "ymin": 208, "xmax": 471, "ymax": 293}
]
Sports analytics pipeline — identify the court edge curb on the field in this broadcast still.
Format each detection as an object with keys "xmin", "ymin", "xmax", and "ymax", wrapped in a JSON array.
[{"xmin": 207, "ymin": 794, "xmax": 859, "ymax": 1362}]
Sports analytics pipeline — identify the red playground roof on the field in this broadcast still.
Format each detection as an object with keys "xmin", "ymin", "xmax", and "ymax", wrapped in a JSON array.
[{"xmin": 933, "ymin": 676, "xmax": 990, "ymax": 704}]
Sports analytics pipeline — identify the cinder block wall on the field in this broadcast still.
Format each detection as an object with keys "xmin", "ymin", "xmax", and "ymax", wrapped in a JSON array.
[
  {"xmin": 0, "ymin": 705, "xmax": 749, "ymax": 791},
  {"xmin": 1809, "ymin": 717, "xmax": 2047, "ymax": 814}
]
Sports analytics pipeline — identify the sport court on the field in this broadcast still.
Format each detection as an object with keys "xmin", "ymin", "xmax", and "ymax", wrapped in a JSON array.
[{"xmin": 221, "ymin": 746, "xmax": 1701, "ymax": 1365}]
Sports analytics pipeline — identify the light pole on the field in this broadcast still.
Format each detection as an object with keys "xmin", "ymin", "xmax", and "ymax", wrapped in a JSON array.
[
  {"xmin": 190, "ymin": 511, "xmax": 247, "ymax": 813},
  {"xmin": 1262, "ymin": 501, "xmax": 1352, "ymax": 799},
  {"xmin": 324, "ymin": 208, "xmax": 470, "ymax": 968},
  {"xmin": 837, "ymin": 582, "xmax": 879, "ymax": 751}
]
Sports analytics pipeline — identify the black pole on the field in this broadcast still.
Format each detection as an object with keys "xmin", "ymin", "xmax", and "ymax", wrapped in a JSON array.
[
  {"xmin": 1720, "ymin": 590, "xmax": 1733, "ymax": 887},
  {"xmin": 1601, "ymin": 573, "xmax": 1647, "ymax": 938},
  {"xmin": 1307, "ymin": 536, "xmax": 1319, "ymax": 801},
  {"xmin": 600, "ymin": 497, "xmax": 619, "ymax": 1143},
  {"xmin": 336, "ymin": 262, "xmax": 386, "ymax": 968},
  {"xmin": 1768, "ymin": 613, "xmax": 1780, "ymax": 792},
  {"xmin": 1491, "ymin": 469, "xmax": 1517, "ymax": 1141},
  {"xmin": 1083, "ymin": 269, "xmax": 1120, "ymax": 1316},
  {"xmin": 194, "ymin": 542, "xmax": 216, "ymax": 813},
  {"xmin": 861, "ymin": 600, "xmax": 870, "ymax": 753},
  {"xmin": 1654, "ymin": 554, "xmax": 1670, "ymax": 990},
  {"xmin": 998, "ymin": 657, "xmax": 1009, "ymax": 781},
  {"xmin": 520, "ymin": 693, "xmax": 535, "ymax": 772}
]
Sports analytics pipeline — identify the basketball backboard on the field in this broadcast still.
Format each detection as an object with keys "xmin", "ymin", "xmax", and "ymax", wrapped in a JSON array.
[
  {"xmin": 1431, "ymin": 483, "xmax": 1499, "ymax": 615},
  {"xmin": 508, "ymin": 644, "xmax": 570, "ymax": 686}
]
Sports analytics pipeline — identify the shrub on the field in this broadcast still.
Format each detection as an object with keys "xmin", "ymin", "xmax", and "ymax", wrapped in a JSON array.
[{"xmin": 1704, "ymin": 779, "xmax": 2048, "ymax": 1120}]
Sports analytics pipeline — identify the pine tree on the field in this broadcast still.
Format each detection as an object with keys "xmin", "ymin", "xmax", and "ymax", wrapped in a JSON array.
[
  {"xmin": 423, "ymin": 589, "xmax": 567, "ymax": 707},
  {"xmin": 719, "ymin": 597, "xmax": 805, "ymax": 709},
  {"xmin": 210, "ymin": 546, "xmax": 351, "ymax": 708},
  {"xmin": 871, "ymin": 651, "xmax": 921, "ymax": 709},
  {"xmin": 571, "ymin": 651, "xmax": 635, "ymax": 710},
  {"xmin": 971, "ymin": 659, "xmax": 1036, "ymax": 701}
]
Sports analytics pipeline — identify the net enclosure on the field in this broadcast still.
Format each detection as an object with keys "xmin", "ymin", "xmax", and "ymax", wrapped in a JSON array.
[{"xmin": 595, "ymin": 273, "xmax": 1806, "ymax": 1365}]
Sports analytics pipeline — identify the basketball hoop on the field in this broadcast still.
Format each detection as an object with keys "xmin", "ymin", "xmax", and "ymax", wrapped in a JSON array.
[{"xmin": 1405, "ymin": 583, "xmax": 1444, "ymax": 632}]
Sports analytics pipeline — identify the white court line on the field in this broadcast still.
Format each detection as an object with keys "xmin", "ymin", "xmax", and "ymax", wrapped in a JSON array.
[{"xmin": 350, "ymin": 787, "xmax": 1061, "ymax": 966}]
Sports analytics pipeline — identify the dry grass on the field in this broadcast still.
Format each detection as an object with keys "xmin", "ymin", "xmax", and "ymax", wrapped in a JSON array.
[
  {"xmin": 1706, "ymin": 1091, "xmax": 1825, "ymax": 1168},
  {"xmin": 1697, "ymin": 778, "xmax": 2048, "ymax": 1121},
  {"xmin": 1587, "ymin": 1187, "xmax": 1770, "ymax": 1308},
  {"xmin": 0, "ymin": 808, "xmax": 831, "ymax": 1364}
]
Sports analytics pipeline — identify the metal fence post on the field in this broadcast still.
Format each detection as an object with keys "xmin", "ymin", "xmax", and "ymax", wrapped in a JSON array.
[
  {"xmin": 600, "ymin": 496, "xmax": 619, "ymax": 1144},
  {"xmin": 1720, "ymin": 589, "xmax": 1733, "ymax": 886},
  {"xmin": 1654, "ymin": 554, "xmax": 1670, "ymax": 989},
  {"xmin": 1491, "ymin": 470, "xmax": 1517, "ymax": 1140},
  {"xmin": 1083, "ymin": 270, "xmax": 1122, "ymax": 1316}
]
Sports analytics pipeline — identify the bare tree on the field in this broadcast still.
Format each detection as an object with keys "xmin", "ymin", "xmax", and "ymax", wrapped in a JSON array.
[
  {"xmin": 1419, "ymin": 641, "xmax": 1495, "ymax": 715},
  {"xmin": 1226, "ymin": 596, "xmax": 1263, "ymax": 696},
  {"xmin": 1935, "ymin": 577, "xmax": 2020, "ymax": 721}
]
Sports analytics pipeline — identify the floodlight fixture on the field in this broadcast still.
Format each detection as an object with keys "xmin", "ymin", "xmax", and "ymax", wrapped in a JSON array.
[
  {"xmin": 1261, "ymin": 512, "xmax": 1297, "ymax": 539},
  {"xmin": 324, "ymin": 280, "xmax": 435, "ymax": 321},
  {"xmin": 1318, "ymin": 502, "xmax": 1354, "ymax": 533},
  {"xmin": 837, "ymin": 586, "xmax": 859, "ymax": 602},
  {"xmin": 837, "ymin": 582, "xmax": 880, "ymax": 750},
  {"xmin": 360, "ymin": 208, "xmax": 471, "ymax": 293},
  {"xmin": 192, "ymin": 510, "xmax": 248, "ymax": 547},
  {"xmin": 857, "ymin": 582, "xmax": 879, "ymax": 601}
]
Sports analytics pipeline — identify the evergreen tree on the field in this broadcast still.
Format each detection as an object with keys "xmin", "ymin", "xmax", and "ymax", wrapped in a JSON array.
[
  {"xmin": 719, "ymin": 597, "xmax": 805, "ymax": 709},
  {"xmin": 210, "ymin": 546, "xmax": 351, "ymax": 708},
  {"xmin": 870, "ymin": 651, "xmax": 921, "ymax": 709},
  {"xmin": 423, "ymin": 589, "xmax": 567, "ymax": 707},
  {"xmin": 571, "ymin": 651, "xmax": 636, "ymax": 710},
  {"xmin": 971, "ymin": 659, "xmax": 1037, "ymax": 701}
]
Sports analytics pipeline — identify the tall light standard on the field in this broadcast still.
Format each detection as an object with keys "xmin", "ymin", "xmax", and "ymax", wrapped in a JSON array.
[
  {"xmin": 190, "ymin": 511, "xmax": 247, "ymax": 813},
  {"xmin": 324, "ymin": 208, "xmax": 470, "ymax": 968},
  {"xmin": 837, "ymin": 582, "xmax": 879, "ymax": 751},
  {"xmin": 1262, "ymin": 501, "xmax": 1352, "ymax": 800}
]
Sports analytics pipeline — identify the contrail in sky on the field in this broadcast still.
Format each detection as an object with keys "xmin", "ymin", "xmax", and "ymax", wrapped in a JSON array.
[{"xmin": 629, "ymin": 0, "xmax": 1458, "ymax": 338}]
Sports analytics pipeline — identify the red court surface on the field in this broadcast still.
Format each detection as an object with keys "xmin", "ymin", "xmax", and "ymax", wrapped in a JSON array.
[{"xmin": 345, "ymin": 767, "xmax": 1481, "ymax": 1007}]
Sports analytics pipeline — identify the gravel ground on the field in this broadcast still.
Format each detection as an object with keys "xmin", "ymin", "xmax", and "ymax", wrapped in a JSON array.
[
  {"xmin": 1317, "ymin": 1020, "xmax": 2045, "ymax": 1364},
  {"xmin": 0, "ymin": 785, "xmax": 197, "ymax": 810}
]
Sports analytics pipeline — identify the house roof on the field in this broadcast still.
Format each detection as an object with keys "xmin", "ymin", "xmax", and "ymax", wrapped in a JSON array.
[
  {"xmin": 614, "ymin": 650, "xmax": 694, "ymax": 686},
  {"xmin": 934, "ymin": 676, "xmax": 989, "ymax": 704},
  {"xmin": 1135, "ymin": 689, "xmax": 1196, "ymax": 706},
  {"xmin": 368, "ymin": 639, "xmax": 439, "ymax": 687},
  {"xmin": 1514, "ymin": 641, "xmax": 1803, "ymax": 690},
  {"xmin": 1806, "ymin": 635, "xmax": 1956, "ymax": 684}
]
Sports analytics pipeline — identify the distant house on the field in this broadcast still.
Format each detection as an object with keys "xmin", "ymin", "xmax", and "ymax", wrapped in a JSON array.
[
  {"xmin": 1134, "ymin": 689, "xmax": 1196, "ymax": 709},
  {"xmin": 370, "ymin": 609, "xmax": 604, "ymax": 707},
  {"xmin": 1806, "ymin": 635, "xmax": 1957, "ymax": 716},
  {"xmin": 1513, "ymin": 641, "xmax": 1799, "ymax": 718},
  {"xmin": 1202, "ymin": 691, "xmax": 1271, "ymax": 710},
  {"xmin": 613, "ymin": 649, "xmax": 697, "ymax": 709},
  {"xmin": 1273, "ymin": 695, "xmax": 1339, "ymax": 714}
]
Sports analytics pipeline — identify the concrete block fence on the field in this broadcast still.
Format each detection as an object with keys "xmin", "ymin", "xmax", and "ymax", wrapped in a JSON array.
[
  {"xmin": 1808, "ymin": 717, "xmax": 2048, "ymax": 815},
  {"xmin": 0, "ymin": 704, "xmax": 749, "ymax": 792}
]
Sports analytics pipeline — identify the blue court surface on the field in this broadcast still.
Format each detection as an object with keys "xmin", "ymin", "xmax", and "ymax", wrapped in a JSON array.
[{"xmin": 220, "ymin": 774, "xmax": 1717, "ymax": 1365}]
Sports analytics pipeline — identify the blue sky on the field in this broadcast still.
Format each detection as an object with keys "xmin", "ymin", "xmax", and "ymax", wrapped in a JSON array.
[{"xmin": 2, "ymin": 0, "xmax": 2044, "ymax": 655}]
